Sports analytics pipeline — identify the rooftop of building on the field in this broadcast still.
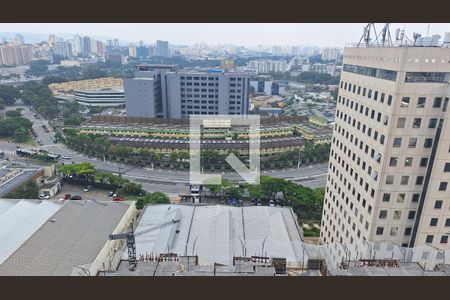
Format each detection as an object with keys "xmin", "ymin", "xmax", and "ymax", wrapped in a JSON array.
[
  {"xmin": 328, "ymin": 261, "xmax": 450, "ymax": 276},
  {"xmin": 74, "ymin": 88, "xmax": 124, "ymax": 94},
  {"xmin": 0, "ymin": 199, "xmax": 131, "ymax": 276},
  {"xmin": 119, "ymin": 204, "xmax": 306, "ymax": 267}
]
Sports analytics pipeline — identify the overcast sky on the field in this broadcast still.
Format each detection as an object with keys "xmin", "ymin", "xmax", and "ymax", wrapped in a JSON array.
[{"xmin": 1, "ymin": 23, "xmax": 450, "ymax": 47}]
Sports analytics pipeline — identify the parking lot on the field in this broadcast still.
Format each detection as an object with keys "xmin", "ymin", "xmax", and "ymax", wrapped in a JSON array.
[{"xmin": 50, "ymin": 182, "xmax": 114, "ymax": 201}]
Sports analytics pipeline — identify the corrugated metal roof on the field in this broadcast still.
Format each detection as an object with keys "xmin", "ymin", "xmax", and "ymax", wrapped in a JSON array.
[
  {"xmin": 0, "ymin": 199, "xmax": 63, "ymax": 265},
  {"xmin": 125, "ymin": 204, "xmax": 306, "ymax": 266},
  {"xmin": 0, "ymin": 200, "xmax": 130, "ymax": 276}
]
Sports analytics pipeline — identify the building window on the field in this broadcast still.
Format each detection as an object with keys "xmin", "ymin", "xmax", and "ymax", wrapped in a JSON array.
[
  {"xmin": 420, "ymin": 157, "xmax": 428, "ymax": 167},
  {"xmin": 408, "ymin": 137, "xmax": 417, "ymax": 148},
  {"xmin": 397, "ymin": 193, "xmax": 405, "ymax": 203},
  {"xmin": 401, "ymin": 97, "xmax": 410, "ymax": 107},
  {"xmin": 393, "ymin": 138, "xmax": 402, "ymax": 147},
  {"xmin": 408, "ymin": 211, "xmax": 416, "ymax": 219},
  {"xmin": 389, "ymin": 157, "xmax": 398, "ymax": 167},
  {"xmin": 429, "ymin": 118, "xmax": 438, "ymax": 128},
  {"xmin": 430, "ymin": 218, "xmax": 438, "ymax": 226},
  {"xmin": 394, "ymin": 211, "xmax": 402, "ymax": 220},
  {"xmin": 387, "ymin": 95, "xmax": 392, "ymax": 105},
  {"xmin": 440, "ymin": 236, "xmax": 448, "ymax": 244},
  {"xmin": 412, "ymin": 194, "xmax": 420, "ymax": 202},
  {"xmin": 412, "ymin": 118, "xmax": 422, "ymax": 128},
  {"xmin": 379, "ymin": 210, "xmax": 387, "ymax": 219},
  {"xmin": 404, "ymin": 157, "xmax": 413, "ymax": 167},
  {"xmin": 445, "ymin": 219, "xmax": 450, "ymax": 227},
  {"xmin": 426, "ymin": 235, "xmax": 434, "ymax": 243},
  {"xmin": 404, "ymin": 227, "xmax": 412, "ymax": 236},
  {"xmin": 400, "ymin": 176, "xmax": 409, "ymax": 185},
  {"xmin": 416, "ymin": 176, "xmax": 424, "ymax": 185},
  {"xmin": 444, "ymin": 163, "xmax": 450, "ymax": 172},
  {"xmin": 439, "ymin": 182, "xmax": 448, "ymax": 191},
  {"xmin": 382, "ymin": 193, "xmax": 390, "ymax": 202},
  {"xmin": 376, "ymin": 227, "xmax": 384, "ymax": 235},
  {"xmin": 417, "ymin": 97, "xmax": 426, "ymax": 108},
  {"xmin": 433, "ymin": 97, "xmax": 442, "ymax": 108},
  {"xmin": 424, "ymin": 138, "xmax": 433, "ymax": 148},
  {"xmin": 386, "ymin": 175, "xmax": 394, "ymax": 185},
  {"xmin": 397, "ymin": 118, "xmax": 406, "ymax": 128},
  {"xmin": 434, "ymin": 200, "xmax": 443, "ymax": 209}
]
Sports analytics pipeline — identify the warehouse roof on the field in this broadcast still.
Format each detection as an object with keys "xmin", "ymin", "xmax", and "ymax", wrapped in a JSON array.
[
  {"xmin": 0, "ymin": 200, "xmax": 130, "ymax": 276},
  {"xmin": 123, "ymin": 204, "xmax": 306, "ymax": 267},
  {"xmin": 0, "ymin": 199, "xmax": 63, "ymax": 265}
]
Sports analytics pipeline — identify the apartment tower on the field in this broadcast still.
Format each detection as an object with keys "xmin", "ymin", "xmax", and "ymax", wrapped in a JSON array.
[{"xmin": 321, "ymin": 41, "xmax": 450, "ymax": 260}]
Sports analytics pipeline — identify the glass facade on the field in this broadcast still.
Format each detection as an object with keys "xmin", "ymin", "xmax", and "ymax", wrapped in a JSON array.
[{"xmin": 343, "ymin": 64, "xmax": 397, "ymax": 81}]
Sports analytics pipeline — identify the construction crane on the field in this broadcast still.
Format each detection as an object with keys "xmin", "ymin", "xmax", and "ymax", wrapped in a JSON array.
[{"xmin": 109, "ymin": 218, "xmax": 180, "ymax": 270}]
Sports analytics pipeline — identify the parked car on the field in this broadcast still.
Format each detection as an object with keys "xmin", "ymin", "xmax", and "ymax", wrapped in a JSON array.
[
  {"xmin": 108, "ymin": 191, "xmax": 115, "ymax": 197},
  {"xmin": 256, "ymin": 199, "xmax": 262, "ymax": 206},
  {"xmin": 83, "ymin": 185, "xmax": 93, "ymax": 192},
  {"xmin": 39, "ymin": 194, "xmax": 50, "ymax": 200},
  {"xmin": 112, "ymin": 196, "xmax": 125, "ymax": 201},
  {"xmin": 70, "ymin": 195, "xmax": 82, "ymax": 200},
  {"xmin": 269, "ymin": 199, "xmax": 275, "ymax": 207},
  {"xmin": 61, "ymin": 155, "xmax": 71, "ymax": 160}
]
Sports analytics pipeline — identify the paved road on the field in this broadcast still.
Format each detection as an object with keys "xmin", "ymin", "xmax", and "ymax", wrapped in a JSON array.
[{"xmin": 1, "ymin": 106, "xmax": 328, "ymax": 195}]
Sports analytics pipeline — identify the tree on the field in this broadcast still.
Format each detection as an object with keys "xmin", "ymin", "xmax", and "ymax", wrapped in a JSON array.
[
  {"xmin": 136, "ymin": 192, "xmax": 170, "ymax": 209},
  {"xmin": 64, "ymin": 115, "xmax": 85, "ymax": 126},
  {"xmin": 5, "ymin": 181, "xmax": 39, "ymax": 199},
  {"xmin": 5, "ymin": 110, "xmax": 22, "ymax": 118},
  {"xmin": 121, "ymin": 182, "xmax": 144, "ymax": 196},
  {"xmin": 26, "ymin": 60, "xmax": 50, "ymax": 76},
  {"xmin": 0, "ymin": 98, "xmax": 4, "ymax": 109},
  {"xmin": 12, "ymin": 127, "xmax": 28, "ymax": 143},
  {"xmin": 82, "ymin": 66, "xmax": 107, "ymax": 79},
  {"xmin": 0, "ymin": 85, "xmax": 20, "ymax": 105}
]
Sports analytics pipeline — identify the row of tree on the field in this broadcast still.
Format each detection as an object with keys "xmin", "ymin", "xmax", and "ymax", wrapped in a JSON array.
[{"xmin": 204, "ymin": 175, "xmax": 325, "ymax": 222}]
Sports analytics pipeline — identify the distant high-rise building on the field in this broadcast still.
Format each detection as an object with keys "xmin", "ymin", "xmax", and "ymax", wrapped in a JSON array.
[
  {"xmin": 136, "ymin": 46, "xmax": 149, "ymax": 58},
  {"xmin": 139, "ymin": 40, "xmax": 144, "ymax": 47},
  {"xmin": 96, "ymin": 40, "xmax": 105, "ymax": 56},
  {"xmin": 113, "ymin": 39, "xmax": 119, "ymax": 47},
  {"xmin": 321, "ymin": 42, "xmax": 450, "ymax": 267},
  {"xmin": 83, "ymin": 36, "xmax": 91, "ymax": 54},
  {"xmin": 272, "ymin": 46, "xmax": 282, "ymax": 56},
  {"xmin": 156, "ymin": 40, "xmax": 169, "ymax": 57},
  {"xmin": 248, "ymin": 59, "xmax": 289, "ymax": 73},
  {"xmin": 72, "ymin": 35, "xmax": 83, "ymax": 55},
  {"xmin": 54, "ymin": 41, "xmax": 70, "ymax": 58},
  {"xmin": 48, "ymin": 34, "xmax": 58, "ymax": 47},
  {"xmin": 321, "ymin": 47, "xmax": 341, "ymax": 61},
  {"xmin": 128, "ymin": 44, "xmax": 137, "ymax": 58},
  {"xmin": 11, "ymin": 34, "xmax": 25, "ymax": 45},
  {"xmin": 106, "ymin": 39, "xmax": 113, "ymax": 47},
  {"xmin": 0, "ymin": 44, "xmax": 32, "ymax": 65}
]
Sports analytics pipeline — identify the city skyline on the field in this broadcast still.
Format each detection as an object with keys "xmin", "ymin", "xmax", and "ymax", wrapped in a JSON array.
[{"xmin": 2, "ymin": 23, "xmax": 450, "ymax": 47}]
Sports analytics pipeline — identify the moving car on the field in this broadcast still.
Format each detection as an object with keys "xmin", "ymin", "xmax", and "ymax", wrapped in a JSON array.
[
  {"xmin": 70, "ymin": 195, "xmax": 82, "ymax": 200},
  {"xmin": 83, "ymin": 185, "xmax": 93, "ymax": 192},
  {"xmin": 61, "ymin": 155, "xmax": 71, "ymax": 160}
]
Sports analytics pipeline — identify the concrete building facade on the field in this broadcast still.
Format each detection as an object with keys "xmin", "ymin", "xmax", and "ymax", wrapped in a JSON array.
[
  {"xmin": 125, "ymin": 65, "xmax": 250, "ymax": 119},
  {"xmin": 321, "ymin": 45, "xmax": 450, "ymax": 257}
]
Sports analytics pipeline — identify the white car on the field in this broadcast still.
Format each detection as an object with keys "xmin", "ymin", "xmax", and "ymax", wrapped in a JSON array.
[
  {"xmin": 269, "ymin": 200, "xmax": 275, "ymax": 207},
  {"xmin": 61, "ymin": 155, "xmax": 71, "ymax": 160},
  {"xmin": 39, "ymin": 194, "xmax": 50, "ymax": 200}
]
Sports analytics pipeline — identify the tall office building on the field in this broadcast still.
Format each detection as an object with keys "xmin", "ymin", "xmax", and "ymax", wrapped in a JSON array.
[
  {"xmin": 125, "ymin": 65, "xmax": 250, "ymax": 119},
  {"xmin": 72, "ymin": 35, "xmax": 83, "ymax": 55},
  {"xmin": 156, "ymin": 40, "xmax": 169, "ymax": 57},
  {"xmin": 83, "ymin": 36, "xmax": 91, "ymax": 54},
  {"xmin": 128, "ymin": 44, "xmax": 137, "ymax": 58},
  {"xmin": 248, "ymin": 59, "xmax": 289, "ymax": 73},
  {"xmin": 321, "ymin": 42, "xmax": 450, "ymax": 262},
  {"xmin": 321, "ymin": 47, "xmax": 341, "ymax": 61},
  {"xmin": 113, "ymin": 39, "xmax": 120, "ymax": 47},
  {"xmin": 0, "ymin": 44, "xmax": 32, "ymax": 65},
  {"xmin": 54, "ymin": 40, "xmax": 70, "ymax": 58}
]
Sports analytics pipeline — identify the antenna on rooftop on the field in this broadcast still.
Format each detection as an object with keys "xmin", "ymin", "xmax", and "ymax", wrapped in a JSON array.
[{"xmin": 357, "ymin": 23, "xmax": 381, "ymax": 47}]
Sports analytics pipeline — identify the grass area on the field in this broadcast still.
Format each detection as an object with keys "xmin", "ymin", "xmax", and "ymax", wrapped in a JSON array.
[
  {"xmin": 0, "ymin": 135, "xmax": 36, "ymax": 146},
  {"xmin": 303, "ymin": 226, "xmax": 321, "ymax": 237}
]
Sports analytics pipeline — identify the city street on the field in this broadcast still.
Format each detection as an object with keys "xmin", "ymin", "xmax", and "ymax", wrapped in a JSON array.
[{"xmin": 0, "ymin": 105, "xmax": 328, "ymax": 196}]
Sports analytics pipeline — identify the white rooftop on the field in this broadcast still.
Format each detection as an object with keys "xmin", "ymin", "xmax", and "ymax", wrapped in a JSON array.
[{"xmin": 127, "ymin": 204, "xmax": 307, "ymax": 266}]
